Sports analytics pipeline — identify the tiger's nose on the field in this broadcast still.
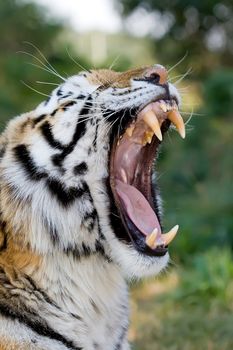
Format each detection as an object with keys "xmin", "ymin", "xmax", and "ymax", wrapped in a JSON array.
[{"xmin": 144, "ymin": 64, "xmax": 168, "ymax": 84}]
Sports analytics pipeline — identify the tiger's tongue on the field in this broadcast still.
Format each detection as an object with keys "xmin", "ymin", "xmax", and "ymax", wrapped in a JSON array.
[{"xmin": 115, "ymin": 180, "xmax": 161, "ymax": 236}]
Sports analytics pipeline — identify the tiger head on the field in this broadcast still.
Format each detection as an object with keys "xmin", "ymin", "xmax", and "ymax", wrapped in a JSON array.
[{"xmin": 0, "ymin": 64, "xmax": 184, "ymax": 278}]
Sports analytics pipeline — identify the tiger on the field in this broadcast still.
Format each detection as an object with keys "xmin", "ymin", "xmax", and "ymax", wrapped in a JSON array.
[{"xmin": 0, "ymin": 64, "xmax": 186, "ymax": 349}]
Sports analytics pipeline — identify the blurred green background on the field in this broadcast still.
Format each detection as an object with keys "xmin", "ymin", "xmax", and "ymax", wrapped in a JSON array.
[{"xmin": 0, "ymin": 0, "xmax": 232, "ymax": 348}]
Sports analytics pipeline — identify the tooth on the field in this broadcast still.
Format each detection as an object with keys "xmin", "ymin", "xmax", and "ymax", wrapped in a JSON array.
[
  {"xmin": 167, "ymin": 110, "xmax": 185, "ymax": 139},
  {"xmin": 143, "ymin": 130, "xmax": 154, "ymax": 145},
  {"xmin": 162, "ymin": 225, "xmax": 179, "ymax": 246},
  {"xmin": 126, "ymin": 124, "xmax": 135, "ymax": 137},
  {"xmin": 146, "ymin": 228, "xmax": 158, "ymax": 249},
  {"xmin": 160, "ymin": 101, "xmax": 167, "ymax": 112},
  {"xmin": 121, "ymin": 169, "xmax": 127, "ymax": 183},
  {"xmin": 172, "ymin": 101, "xmax": 178, "ymax": 110},
  {"xmin": 143, "ymin": 111, "xmax": 163, "ymax": 141}
]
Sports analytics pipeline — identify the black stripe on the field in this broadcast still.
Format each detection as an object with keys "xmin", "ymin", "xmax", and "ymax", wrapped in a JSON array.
[
  {"xmin": 95, "ymin": 240, "xmax": 105, "ymax": 256},
  {"xmin": 62, "ymin": 101, "xmax": 77, "ymax": 110},
  {"xmin": 82, "ymin": 242, "xmax": 92, "ymax": 256},
  {"xmin": 44, "ymin": 217, "xmax": 60, "ymax": 246},
  {"xmin": 103, "ymin": 107, "xmax": 138, "ymax": 128},
  {"xmin": 64, "ymin": 243, "xmax": 93, "ymax": 260},
  {"xmin": 93, "ymin": 123, "xmax": 99, "ymax": 152},
  {"xmin": 44, "ymin": 96, "xmax": 51, "ymax": 106},
  {"xmin": 51, "ymin": 96, "xmax": 92, "ymax": 167},
  {"xmin": 95, "ymin": 240, "xmax": 111, "ymax": 262},
  {"xmin": 114, "ymin": 325, "xmax": 128, "ymax": 350},
  {"xmin": 0, "ymin": 221, "xmax": 7, "ymax": 252},
  {"xmin": 52, "ymin": 153, "xmax": 65, "ymax": 167},
  {"xmin": 82, "ymin": 208, "xmax": 97, "ymax": 222},
  {"xmin": 0, "ymin": 145, "xmax": 6, "ymax": 159},
  {"xmin": 14, "ymin": 144, "xmax": 48, "ymax": 181},
  {"xmin": 47, "ymin": 179, "xmax": 88, "ymax": 207},
  {"xmin": 59, "ymin": 92, "xmax": 73, "ymax": 100},
  {"xmin": 51, "ymin": 109, "xmax": 58, "ymax": 116},
  {"xmin": 0, "ymin": 304, "xmax": 82, "ymax": 350},
  {"xmin": 73, "ymin": 162, "xmax": 88, "ymax": 176},
  {"xmin": 111, "ymin": 86, "xmax": 143, "ymax": 96},
  {"xmin": 63, "ymin": 239, "xmax": 111, "ymax": 262},
  {"xmin": 81, "ymin": 208, "xmax": 97, "ymax": 231},
  {"xmin": 76, "ymin": 94, "xmax": 86, "ymax": 100},
  {"xmin": 41, "ymin": 121, "xmax": 65, "ymax": 150},
  {"xmin": 56, "ymin": 87, "xmax": 63, "ymax": 96},
  {"xmin": 0, "ymin": 146, "xmax": 6, "ymax": 160},
  {"xmin": 24, "ymin": 275, "xmax": 61, "ymax": 310},
  {"xmin": 33, "ymin": 114, "xmax": 46, "ymax": 126}
]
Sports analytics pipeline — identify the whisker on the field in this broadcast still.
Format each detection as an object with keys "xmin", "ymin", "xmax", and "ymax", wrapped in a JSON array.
[
  {"xmin": 174, "ymin": 67, "xmax": 193, "ymax": 85},
  {"xmin": 22, "ymin": 57, "xmax": 63, "ymax": 82},
  {"xmin": 168, "ymin": 69, "xmax": 192, "ymax": 83},
  {"xmin": 181, "ymin": 111, "xmax": 205, "ymax": 116},
  {"xmin": 109, "ymin": 54, "xmax": 121, "ymax": 70},
  {"xmin": 66, "ymin": 48, "xmax": 91, "ymax": 73},
  {"xmin": 20, "ymin": 80, "xmax": 50, "ymax": 97},
  {"xmin": 167, "ymin": 52, "xmax": 188, "ymax": 73},
  {"xmin": 184, "ymin": 109, "xmax": 194, "ymax": 126},
  {"xmin": 36, "ymin": 81, "xmax": 60, "ymax": 86},
  {"xmin": 18, "ymin": 50, "xmax": 65, "ymax": 82},
  {"xmin": 23, "ymin": 41, "xmax": 65, "ymax": 80}
]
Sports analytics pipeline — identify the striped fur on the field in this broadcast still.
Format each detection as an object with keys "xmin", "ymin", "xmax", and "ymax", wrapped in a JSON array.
[{"xmin": 0, "ymin": 67, "xmax": 180, "ymax": 349}]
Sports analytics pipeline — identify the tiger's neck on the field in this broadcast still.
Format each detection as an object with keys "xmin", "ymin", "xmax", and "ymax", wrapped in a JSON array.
[
  {"xmin": 0, "ymin": 237, "xmax": 127, "ymax": 317},
  {"xmin": 0, "ymin": 238, "xmax": 129, "ymax": 349}
]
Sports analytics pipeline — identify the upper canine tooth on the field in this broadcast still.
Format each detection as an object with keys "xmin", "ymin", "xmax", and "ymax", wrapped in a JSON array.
[
  {"xmin": 143, "ymin": 111, "xmax": 163, "ymax": 141},
  {"xmin": 146, "ymin": 228, "xmax": 158, "ymax": 249},
  {"xmin": 167, "ymin": 110, "xmax": 186, "ymax": 139},
  {"xmin": 162, "ymin": 225, "xmax": 179, "ymax": 246},
  {"xmin": 160, "ymin": 101, "xmax": 167, "ymax": 112}
]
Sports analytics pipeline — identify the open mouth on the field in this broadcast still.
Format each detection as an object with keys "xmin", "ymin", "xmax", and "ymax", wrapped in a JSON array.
[{"xmin": 109, "ymin": 98, "xmax": 185, "ymax": 257}]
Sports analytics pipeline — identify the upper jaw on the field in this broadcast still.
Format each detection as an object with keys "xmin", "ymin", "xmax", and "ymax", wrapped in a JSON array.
[{"xmin": 137, "ymin": 97, "xmax": 185, "ymax": 142}]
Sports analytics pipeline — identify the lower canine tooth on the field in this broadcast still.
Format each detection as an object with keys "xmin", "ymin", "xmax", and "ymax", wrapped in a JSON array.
[
  {"xmin": 143, "ymin": 111, "xmax": 163, "ymax": 141},
  {"xmin": 167, "ymin": 110, "xmax": 186, "ymax": 139},
  {"xmin": 121, "ymin": 169, "xmax": 127, "ymax": 183},
  {"xmin": 160, "ymin": 102, "xmax": 167, "ymax": 112},
  {"xmin": 162, "ymin": 225, "xmax": 179, "ymax": 245},
  {"xmin": 146, "ymin": 228, "xmax": 158, "ymax": 249},
  {"xmin": 172, "ymin": 101, "xmax": 178, "ymax": 110}
]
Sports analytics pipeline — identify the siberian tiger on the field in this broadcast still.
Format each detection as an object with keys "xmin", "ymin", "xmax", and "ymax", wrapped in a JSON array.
[{"xmin": 0, "ymin": 65, "xmax": 185, "ymax": 349}]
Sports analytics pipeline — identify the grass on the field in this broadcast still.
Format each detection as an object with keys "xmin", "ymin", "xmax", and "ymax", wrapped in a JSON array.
[{"xmin": 130, "ymin": 248, "xmax": 233, "ymax": 350}]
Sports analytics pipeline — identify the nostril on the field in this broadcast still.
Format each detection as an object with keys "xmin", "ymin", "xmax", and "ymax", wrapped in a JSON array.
[
  {"xmin": 150, "ymin": 73, "xmax": 161, "ymax": 84},
  {"xmin": 145, "ymin": 72, "xmax": 161, "ymax": 84}
]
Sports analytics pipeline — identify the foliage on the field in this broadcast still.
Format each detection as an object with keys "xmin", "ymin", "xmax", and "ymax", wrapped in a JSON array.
[
  {"xmin": 173, "ymin": 248, "xmax": 233, "ymax": 303},
  {"xmin": 0, "ymin": 0, "xmax": 91, "ymax": 128},
  {"xmin": 131, "ymin": 249, "xmax": 233, "ymax": 350},
  {"xmin": 203, "ymin": 69, "xmax": 233, "ymax": 118},
  {"xmin": 117, "ymin": 0, "xmax": 233, "ymax": 74},
  {"xmin": 159, "ymin": 69, "xmax": 233, "ymax": 260}
]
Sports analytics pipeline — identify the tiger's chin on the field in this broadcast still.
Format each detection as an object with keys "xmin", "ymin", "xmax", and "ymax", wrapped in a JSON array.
[
  {"xmin": 107, "ymin": 237, "xmax": 170, "ymax": 279},
  {"xmin": 108, "ymin": 97, "xmax": 185, "ymax": 277}
]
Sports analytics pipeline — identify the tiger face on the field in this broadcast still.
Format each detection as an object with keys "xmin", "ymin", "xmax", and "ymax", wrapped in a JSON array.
[{"xmin": 0, "ymin": 64, "xmax": 184, "ymax": 279}]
